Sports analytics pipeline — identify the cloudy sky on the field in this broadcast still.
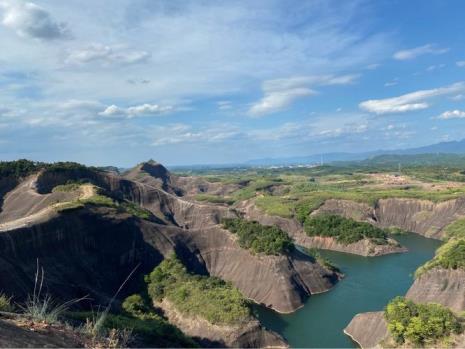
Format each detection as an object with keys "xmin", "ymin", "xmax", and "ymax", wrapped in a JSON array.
[{"xmin": 1, "ymin": 0, "xmax": 465, "ymax": 166}]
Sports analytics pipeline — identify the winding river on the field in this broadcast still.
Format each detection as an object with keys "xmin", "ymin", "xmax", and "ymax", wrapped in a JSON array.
[{"xmin": 254, "ymin": 233, "xmax": 442, "ymax": 348}]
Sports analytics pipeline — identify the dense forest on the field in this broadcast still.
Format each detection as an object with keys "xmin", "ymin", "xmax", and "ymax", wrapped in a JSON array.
[
  {"xmin": 303, "ymin": 214, "xmax": 389, "ymax": 245},
  {"xmin": 221, "ymin": 217, "xmax": 294, "ymax": 255}
]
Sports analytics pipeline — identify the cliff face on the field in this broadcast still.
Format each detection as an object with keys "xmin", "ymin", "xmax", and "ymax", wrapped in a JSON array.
[
  {"xmin": 405, "ymin": 268, "xmax": 465, "ymax": 313},
  {"xmin": 238, "ymin": 200, "xmax": 406, "ymax": 257},
  {"xmin": 156, "ymin": 299, "xmax": 287, "ymax": 348},
  {"xmin": 375, "ymin": 198, "xmax": 465, "ymax": 239},
  {"xmin": 167, "ymin": 225, "xmax": 337, "ymax": 313},
  {"xmin": 343, "ymin": 311, "xmax": 387, "ymax": 349},
  {"xmin": 315, "ymin": 198, "xmax": 465, "ymax": 240},
  {"xmin": 0, "ymin": 207, "xmax": 170, "ymax": 303}
]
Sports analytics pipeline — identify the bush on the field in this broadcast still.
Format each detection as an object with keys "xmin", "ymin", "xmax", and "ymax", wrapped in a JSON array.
[
  {"xmin": 385, "ymin": 297, "xmax": 463, "ymax": 346},
  {"xmin": 416, "ymin": 239, "xmax": 465, "ymax": 276},
  {"xmin": 194, "ymin": 194, "xmax": 234, "ymax": 205},
  {"xmin": 303, "ymin": 214, "xmax": 388, "ymax": 245},
  {"xmin": 122, "ymin": 294, "xmax": 151, "ymax": 317},
  {"xmin": 146, "ymin": 254, "xmax": 251, "ymax": 325},
  {"xmin": 0, "ymin": 293, "xmax": 13, "ymax": 312},
  {"xmin": 221, "ymin": 218, "xmax": 294, "ymax": 255}
]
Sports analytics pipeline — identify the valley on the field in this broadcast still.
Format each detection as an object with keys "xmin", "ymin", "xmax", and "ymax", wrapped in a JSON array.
[{"xmin": 0, "ymin": 158, "xmax": 464, "ymax": 348}]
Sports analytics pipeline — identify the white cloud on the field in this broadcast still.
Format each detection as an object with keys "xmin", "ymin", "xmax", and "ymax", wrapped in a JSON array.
[
  {"xmin": 151, "ymin": 123, "xmax": 240, "ymax": 146},
  {"xmin": 457, "ymin": 61, "xmax": 465, "ymax": 67},
  {"xmin": 359, "ymin": 82, "xmax": 465, "ymax": 114},
  {"xmin": 99, "ymin": 103, "xmax": 173, "ymax": 118},
  {"xmin": 436, "ymin": 110, "xmax": 465, "ymax": 120},
  {"xmin": 249, "ymin": 74, "xmax": 358, "ymax": 116},
  {"xmin": 393, "ymin": 44, "xmax": 449, "ymax": 61},
  {"xmin": 0, "ymin": 0, "xmax": 70, "ymax": 40},
  {"xmin": 66, "ymin": 44, "xmax": 150, "ymax": 66}
]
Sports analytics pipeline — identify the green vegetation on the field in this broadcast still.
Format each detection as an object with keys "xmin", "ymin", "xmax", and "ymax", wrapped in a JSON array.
[
  {"xmin": 68, "ymin": 310, "xmax": 197, "ymax": 348},
  {"xmin": 303, "ymin": 214, "xmax": 389, "ymax": 245},
  {"xmin": 255, "ymin": 196, "xmax": 294, "ymax": 218},
  {"xmin": 0, "ymin": 293, "xmax": 13, "ymax": 312},
  {"xmin": 146, "ymin": 254, "xmax": 251, "ymax": 325},
  {"xmin": 120, "ymin": 201, "xmax": 153, "ymax": 220},
  {"xmin": 384, "ymin": 296, "xmax": 463, "ymax": 346},
  {"xmin": 444, "ymin": 218, "xmax": 465, "ymax": 240},
  {"xmin": 221, "ymin": 217, "xmax": 294, "ymax": 255},
  {"xmin": 416, "ymin": 239, "xmax": 465, "ymax": 277},
  {"xmin": 194, "ymin": 194, "xmax": 234, "ymax": 205},
  {"xmin": 0, "ymin": 159, "xmax": 41, "ymax": 178},
  {"xmin": 303, "ymin": 248, "xmax": 340, "ymax": 273}
]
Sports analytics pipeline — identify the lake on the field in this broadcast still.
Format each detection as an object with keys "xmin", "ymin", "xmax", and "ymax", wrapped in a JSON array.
[{"xmin": 254, "ymin": 233, "xmax": 442, "ymax": 348}]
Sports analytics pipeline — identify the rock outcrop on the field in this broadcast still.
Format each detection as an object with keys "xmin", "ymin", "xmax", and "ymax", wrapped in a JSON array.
[
  {"xmin": 238, "ymin": 200, "xmax": 406, "ymax": 257},
  {"xmin": 405, "ymin": 268, "xmax": 465, "ymax": 313},
  {"xmin": 156, "ymin": 299, "xmax": 287, "ymax": 348},
  {"xmin": 343, "ymin": 311, "xmax": 388, "ymax": 349},
  {"xmin": 0, "ymin": 318, "xmax": 84, "ymax": 348}
]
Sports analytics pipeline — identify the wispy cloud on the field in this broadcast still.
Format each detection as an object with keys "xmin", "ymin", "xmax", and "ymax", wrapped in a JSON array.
[
  {"xmin": 0, "ymin": 0, "xmax": 70, "ymax": 40},
  {"xmin": 457, "ymin": 61, "xmax": 465, "ymax": 67},
  {"xmin": 359, "ymin": 82, "xmax": 465, "ymax": 114},
  {"xmin": 66, "ymin": 44, "xmax": 150, "ymax": 66},
  {"xmin": 393, "ymin": 44, "xmax": 448, "ymax": 61},
  {"xmin": 249, "ymin": 75, "xmax": 358, "ymax": 116},
  {"xmin": 436, "ymin": 110, "xmax": 465, "ymax": 120},
  {"xmin": 99, "ymin": 103, "xmax": 173, "ymax": 118}
]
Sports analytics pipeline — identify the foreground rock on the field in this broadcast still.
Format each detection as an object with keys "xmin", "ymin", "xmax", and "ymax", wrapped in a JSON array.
[
  {"xmin": 238, "ymin": 200, "xmax": 406, "ymax": 257},
  {"xmin": 343, "ymin": 312, "xmax": 388, "ymax": 349},
  {"xmin": 156, "ymin": 299, "xmax": 287, "ymax": 348},
  {"xmin": 0, "ymin": 318, "xmax": 84, "ymax": 348}
]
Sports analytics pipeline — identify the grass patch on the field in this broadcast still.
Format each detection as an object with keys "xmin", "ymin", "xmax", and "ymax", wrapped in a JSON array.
[
  {"xmin": 222, "ymin": 217, "xmax": 294, "ymax": 255},
  {"xmin": 255, "ymin": 196, "xmax": 294, "ymax": 218},
  {"xmin": 146, "ymin": 254, "xmax": 251, "ymax": 325},
  {"xmin": 120, "ymin": 201, "xmax": 152, "ymax": 220},
  {"xmin": 385, "ymin": 296, "xmax": 463, "ymax": 346},
  {"xmin": 303, "ymin": 214, "xmax": 389, "ymax": 245},
  {"xmin": 416, "ymin": 239, "xmax": 465, "ymax": 277},
  {"xmin": 68, "ymin": 310, "xmax": 197, "ymax": 348},
  {"xmin": 194, "ymin": 194, "xmax": 234, "ymax": 205}
]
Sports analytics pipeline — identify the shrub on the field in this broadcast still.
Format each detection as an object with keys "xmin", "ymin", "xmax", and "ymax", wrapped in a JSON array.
[
  {"xmin": 0, "ymin": 293, "xmax": 13, "ymax": 312},
  {"xmin": 303, "ymin": 214, "xmax": 388, "ymax": 245},
  {"xmin": 146, "ymin": 254, "xmax": 251, "ymax": 325},
  {"xmin": 385, "ymin": 297, "xmax": 463, "ymax": 346},
  {"xmin": 122, "ymin": 294, "xmax": 151, "ymax": 317},
  {"xmin": 416, "ymin": 239, "xmax": 465, "ymax": 276},
  {"xmin": 221, "ymin": 218, "xmax": 294, "ymax": 255}
]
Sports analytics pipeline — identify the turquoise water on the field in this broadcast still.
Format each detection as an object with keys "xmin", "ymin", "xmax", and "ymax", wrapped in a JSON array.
[{"xmin": 254, "ymin": 234, "xmax": 442, "ymax": 348}]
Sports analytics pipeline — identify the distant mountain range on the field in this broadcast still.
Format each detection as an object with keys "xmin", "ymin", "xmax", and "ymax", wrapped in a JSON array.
[{"xmin": 246, "ymin": 138, "xmax": 465, "ymax": 166}]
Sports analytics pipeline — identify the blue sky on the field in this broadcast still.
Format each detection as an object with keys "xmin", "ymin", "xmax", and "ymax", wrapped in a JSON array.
[{"xmin": 0, "ymin": 0, "xmax": 465, "ymax": 166}]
